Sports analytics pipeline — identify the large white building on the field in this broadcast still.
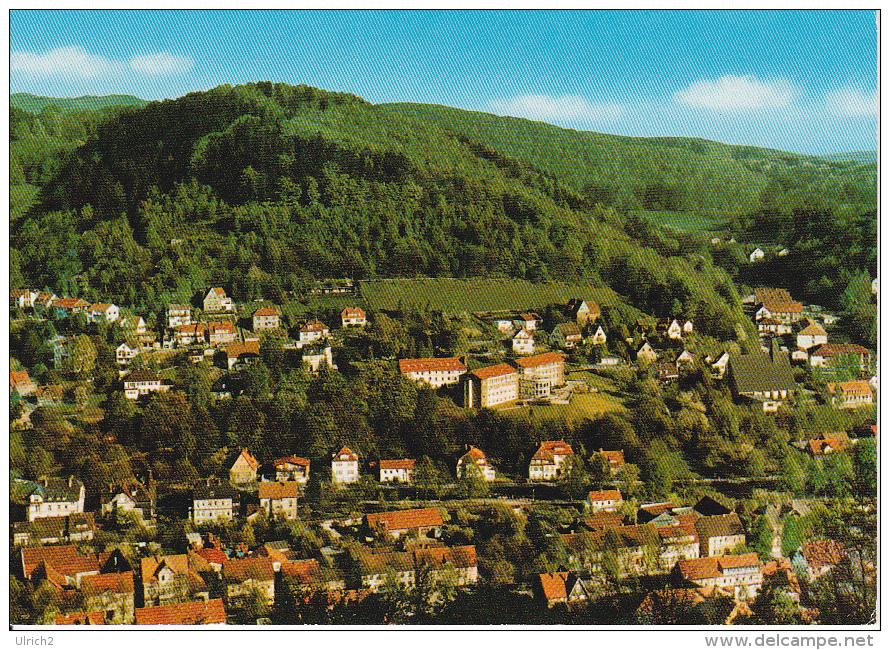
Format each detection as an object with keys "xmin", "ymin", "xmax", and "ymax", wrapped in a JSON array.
[
  {"xmin": 399, "ymin": 357, "xmax": 467, "ymax": 388},
  {"xmin": 464, "ymin": 363, "xmax": 519, "ymax": 408},
  {"xmin": 27, "ymin": 476, "xmax": 86, "ymax": 522},
  {"xmin": 332, "ymin": 446, "xmax": 359, "ymax": 485},
  {"xmin": 192, "ymin": 484, "xmax": 239, "ymax": 525},
  {"xmin": 515, "ymin": 351, "xmax": 565, "ymax": 400}
]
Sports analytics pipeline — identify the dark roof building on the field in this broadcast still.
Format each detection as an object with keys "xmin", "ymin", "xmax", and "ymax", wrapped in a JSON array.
[{"xmin": 727, "ymin": 353, "xmax": 798, "ymax": 404}]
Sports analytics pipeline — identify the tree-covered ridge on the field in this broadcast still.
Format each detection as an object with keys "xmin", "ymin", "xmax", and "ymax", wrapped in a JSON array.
[{"xmin": 10, "ymin": 92, "xmax": 148, "ymax": 114}]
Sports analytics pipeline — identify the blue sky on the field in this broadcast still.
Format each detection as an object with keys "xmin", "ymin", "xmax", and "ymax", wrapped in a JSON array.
[{"xmin": 10, "ymin": 10, "xmax": 877, "ymax": 155}]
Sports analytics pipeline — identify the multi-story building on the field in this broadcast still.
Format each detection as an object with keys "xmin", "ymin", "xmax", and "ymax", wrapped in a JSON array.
[
  {"xmin": 258, "ymin": 481, "xmax": 301, "ymax": 519},
  {"xmin": 457, "ymin": 446, "xmax": 496, "ymax": 482},
  {"xmin": 464, "ymin": 363, "xmax": 519, "ymax": 408},
  {"xmin": 587, "ymin": 490, "xmax": 624, "ymax": 513},
  {"xmin": 341, "ymin": 306, "xmax": 367, "ymax": 327},
  {"xmin": 299, "ymin": 320, "xmax": 330, "ymax": 346},
  {"xmin": 515, "ymin": 351, "xmax": 565, "ymax": 400},
  {"xmin": 203, "ymin": 287, "xmax": 234, "ymax": 312},
  {"xmin": 167, "ymin": 304, "xmax": 192, "ymax": 328},
  {"xmin": 207, "ymin": 321, "xmax": 237, "ymax": 346},
  {"xmin": 695, "ymin": 514, "xmax": 747, "ymax": 557},
  {"xmin": 332, "ymin": 446, "xmax": 359, "ymax": 485},
  {"xmin": 529, "ymin": 440, "xmax": 574, "ymax": 480},
  {"xmin": 399, "ymin": 357, "xmax": 467, "ymax": 388},
  {"xmin": 192, "ymin": 484, "xmax": 240, "ymax": 525},
  {"xmin": 512, "ymin": 328, "xmax": 535, "ymax": 355},
  {"xmin": 274, "ymin": 456, "xmax": 310, "ymax": 483},
  {"xmin": 379, "ymin": 459, "xmax": 415, "ymax": 484},
  {"xmin": 229, "ymin": 449, "xmax": 260, "ymax": 484},
  {"xmin": 27, "ymin": 476, "xmax": 86, "ymax": 522},
  {"xmin": 88, "ymin": 303, "xmax": 120, "ymax": 323},
  {"xmin": 252, "ymin": 307, "xmax": 281, "ymax": 330},
  {"xmin": 123, "ymin": 368, "xmax": 169, "ymax": 399},
  {"xmin": 674, "ymin": 554, "xmax": 763, "ymax": 600}
]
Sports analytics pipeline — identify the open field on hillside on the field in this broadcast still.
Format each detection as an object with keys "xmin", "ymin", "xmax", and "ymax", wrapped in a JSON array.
[{"xmin": 360, "ymin": 277, "xmax": 623, "ymax": 314}]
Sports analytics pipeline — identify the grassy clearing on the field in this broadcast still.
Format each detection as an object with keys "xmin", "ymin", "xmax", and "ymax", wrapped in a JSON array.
[
  {"xmin": 499, "ymin": 391, "xmax": 626, "ymax": 426},
  {"xmin": 638, "ymin": 210, "xmax": 726, "ymax": 234}
]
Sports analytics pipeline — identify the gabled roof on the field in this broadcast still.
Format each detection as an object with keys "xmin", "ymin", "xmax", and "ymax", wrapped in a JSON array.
[
  {"xmin": 81, "ymin": 571, "xmax": 134, "ymax": 596},
  {"xmin": 798, "ymin": 322, "xmax": 827, "ymax": 336},
  {"xmin": 175, "ymin": 322, "xmax": 205, "ymax": 335},
  {"xmin": 224, "ymin": 341, "xmax": 260, "ymax": 359},
  {"xmin": 695, "ymin": 513, "xmax": 745, "ymax": 540},
  {"xmin": 553, "ymin": 322, "xmax": 582, "ymax": 336},
  {"xmin": 678, "ymin": 554, "xmax": 761, "ymax": 581},
  {"xmin": 513, "ymin": 328, "xmax": 534, "ymax": 340},
  {"xmin": 233, "ymin": 448, "xmax": 260, "ymax": 470},
  {"xmin": 810, "ymin": 343, "xmax": 872, "ymax": 358},
  {"xmin": 258, "ymin": 481, "xmax": 301, "ymax": 499},
  {"xmin": 538, "ymin": 572, "xmax": 569, "ymax": 602},
  {"xmin": 582, "ymin": 512, "xmax": 623, "ymax": 530},
  {"xmin": 193, "ymin": 483, "xmax": 239, "ymax": 501},
  {"xmin": 798, "ymin": 539, "xmax": 845, "ymax": 569},
  {"xmin": 398, "ymin": 357, "xmax": 466, "ymax": 373},
  {"xmin": 588, "ymin": 489, "xmax": 622, "ymax": 502},
  {"xmin": 207, "ymin": 320, "xmax": 236, "ymax": 334},
  {"xmin": 9, "ymin": 370, "xmax": 33, "ymax": 388},
  {"xmin": 55, "ymin": 611, "xmax": 107, "ymax": 625},
  {"xmin": 89, "ymin": 303, "xmax": 114, "ymax": 313},
  {"xmin": 380, "ymin": 459, "xmax": 416, "ymax": 471},
  {"xmin": 300, "ymin": 319, "xmax": 329, "ymax": 333},
  {"xmin": 533, "ymin": 440, "xmax": 573, "ymax": 463},
  {"xmin": 195, "ymin": 548, "xmax": 229, "ymax": 566},
  {"xmin": 351, "ymin": 547, "xmax": 415, "ymax": 575},
  {"xmin": 135, "ymin": 599, "xmax": 226, "ymax": 625},
  {"xmin": 460, "ymin": 445, "xmax": 488, "ymax": 464},
  {"xmin": 22, "ymin": 544, "xmax": 99, "ymax": 580},
  {"xmin": 413, "ymin": 545, "xmax": 476, "ymax": 570},
  {"xmin": 470, "ymin": 363, "xmax": 517, "ymax": 380},
  {"xmin": 598, "ymin": 450, "xmax": 625, "ymax": 466},
  {"xmin": 366, "ymin": 507, "xmax": 444, "ymax": 532},
  {"xmin": 275, "ymin": 456, "xmax": 310, "ymax": 468},
  {"xmin": 333, "ymin": 446, "xmax": 358, "ymax": 462},
  {"xmin": 253, "ymin": 307, "xmax": 280, "ymax": 317},
  {"xmin": 223, "ymin": 556, "xmax": 275, "ymax": 583},
  {"xmin": 729, "ymin": 353, "xmax": 797, "ymax": 394},
  {"xmin": 342, "ymin": 306, "xmax": 366, "ymax": 317},
  {"xmin": 205, "ymin": 287, "xmax": 226, "ymax": 299},
  {"xmin": 141, "ymin": 553, "xmax": 210, "ymax": 584},
  {"xmin": 126, "ymin": 368, "xmax": 161, "ymax": 384},
  {"xmin": 514, "ymin": 351, "xmax": 565, "ymax": 368}
]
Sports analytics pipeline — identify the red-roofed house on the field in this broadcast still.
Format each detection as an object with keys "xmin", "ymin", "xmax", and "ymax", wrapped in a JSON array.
[
  {"xmin": 135, "ymin": 598, "xmax": 226, "ymax": 625},
  {"xmin": 552, "ymin": 321, "xmax": 583, "ymax": 348},
  {"xmin": 380, "ymin": 459, "xmax": 415, "ymax": 483},
  {"xmin": 258, "ymin": 481, "xmax": 300, "ymax": 519},
  {"xmin": 332, "ymin": 446, "xmax": 359, "ymax": 485},
  {"xmin": 538, "ymin": 571, "xmax": 569, "ymax": 607},
  {"xmin": 10, "ymin": 370, "xmax": 37, "ymax": 396},
  {"xmin": 203, "ymin": 287, "xmax": 234, "ymax": 313},
  {"xmin": 512, "ymin": 328, "xmax": 535, "ymax": 355},
  {"xmin": 223, "ymin": 557, "xmax": 277, "ymax": 606},
  {"xmin": 230, "ymin": 449, "xmax": 260, "ymax": 484},
  {"xmin": 515, "ymin": 351, "xmax": 565, "ymax": 400},
  {"xmin": 253, "ymin": 307, "xmax": 281, "ymax": 331},
  {"xmin": 674, "ymin": 554, "xmax": 763, "ymax": 599},
  {"xmin": 22, "ymin": 545, "xmax": 100, "ymax": 587},
  {"xmin": 365, "ymin": 507, "xmax": 444, "ymax": 538},
  {"xmin": 465, "ymin": 363, "xmax": 519, "ymax": 408},
  {"xmin": 457, "ymin": 446, "xmax": 496, "ymax": 482},
  {"xmin": 587, "ymin": 489, "xmax": 624, "ymax": 512},
  {"xmin": 207, "ymin": 320, "xmax": 237, "ymax": 346},
  {"xmin": 140, "ymin": 553, "xmax": 211, "ymax": 607},
  {"xmin": 596, "ymin": 449, "xmax": 625, "ymax": 476},
  {"xmin": 826, "ymin": 380, "xmax": 873, "ymax": 409},
  {"xmin": 174, "ymin": 322, "xmax": 206, "ymax": 346},
  {"xmin": 88, "ymin": 303, "xmax": 120, "ymax": 323},
  {"xmin": 529, "ymin": 440, "xmax": 574, "ymax": 480},
  {"xmin": 299, "ymin": 320, "xmax": 329, "ymax": 346},
  {"xmin": 398, "ymin": 357, "xmax": 467, "ymax": 387},
  {"xmin": 341, "ymin": 306, "xmax": 367, "ymax": 328},
  {"xmin": 413, "ymin": 545, "xmax": 478, "ymax": 586},
  {"xmin": 796, "ymin": 322, "xmax": 828, "ymax": 350},
  {"xmin": 695, "ymin": 514, "xmax": 746, "ymax": 557},
  {"xmin": 222, "ymin": 341, "xmax": 260, "ymax": 370},
  {"xmin": 809, "ymin": 343, "xmax": 874, "ymax": 371},
  {"xmin": 81, "ymin": 571, "xmax": 135, "ymax": 624},
  {"xmin": 274, "ymin": 456, "xmax": 310, "ymax": 483}
]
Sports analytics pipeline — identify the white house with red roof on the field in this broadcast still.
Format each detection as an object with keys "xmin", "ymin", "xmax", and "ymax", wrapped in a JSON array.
[
  {"xmin": 464, "ymin": 363, "xmax": 519, "ymax": 408},
  {"xmin": 587, "ymin": 489, "xmax": 624, "ymax": 512},
  {"xmin": 796, "ymin": 322, "xmax": 828, "ymax": 350},
  {"xmin": 274, "ymin": 456, "xmax": 310, "ymax": 483},
  {"xmin": 116, "ymin": 342, "xmax": 139, "ymax": 365},
  {"xmin": 299, "ymin": 319, "xmax": 330, "ymax": 347},
  {"xmin": 809, "ymin": 343, "xmax": 874, "ymax": 371},
  {"xmin": 398, "ymin": 357, "xmax": 467, "ymax": 387},
  {"xmin": 341, "ymin": 306, "xmax": 367, "ymax": 328},
  {"xmin": 457, "ymin": 446, "xmax": 496, "ymax": 482},
  {"xmin": 258, "ymin": 481, "xmax": 301, "ymax": 519},
  {"xmin": 203, "ymin": 287, "xmax": 234, "ymax": 312},
  {"xmin": 230, "ymin": 449, "xmax": 260, "ymax": 484},
  {"xmin": 123, "ymin": 369, "xmax": 169, "ymax": 399},
  {"xmin": 529, "ymin": 440, "xmax": 574, "ymax": 480},
  {"xmin": 88, "ymin": 303, "xmax": 120, "ymax": 323},
  {"xmin": 252, "ymin": 306, "xmax": 281, "ymax": 330},
  {"xmin": 379, "ymin": 459, "xmax": 415, "ymax": 484},
  {"xmin": 207, "ymin": 320, "xmax": 237, "ymax": 346},
  {"xmin": 332, "ymin": 446, "xmax": 359, "ymax": 485},
  {"xmin": 826, "ymin": 380, "xmax": 873, "ymax": 409}
]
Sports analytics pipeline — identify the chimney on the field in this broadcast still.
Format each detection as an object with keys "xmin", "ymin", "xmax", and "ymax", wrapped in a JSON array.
[{"xmin": 68, "ymin": 476, "xmax": 74, "ymax": 488}]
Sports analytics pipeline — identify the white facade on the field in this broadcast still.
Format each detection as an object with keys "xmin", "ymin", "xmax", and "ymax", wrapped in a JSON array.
[
  {"xmin": 332, "ymin": 449, "xmax": 359, "ymax": 485},
  {"xmin": 512, "ymin": 329, "xmax": 535, "ymax": 355},
  {"xmin": 116, "ymin": 342, "xmax": 139, "ymax": 364},
  {"xmin": 167, "ymin": 305, "xmax": 191, "ymax": 328}
]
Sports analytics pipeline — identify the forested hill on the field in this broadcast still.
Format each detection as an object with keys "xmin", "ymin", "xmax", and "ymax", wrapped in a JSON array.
[
  {"xmin": 10, "ymin": 83, "xmax": 876, "ymax": 343},
  {"xmin": 11, "ymin": 92, "xmax": 148, "ymax": 114}
]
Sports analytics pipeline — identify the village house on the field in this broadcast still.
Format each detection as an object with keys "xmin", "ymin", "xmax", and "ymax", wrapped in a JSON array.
[
  {"xmin": 676, "ymin": 349, "xmax": 695, "ymax": 367},
  {"xmin": 207, "ymin": 320, "xmax": 238, "ymax": 346},
  {"xmin": 796, "ymin": 322, "xmax": 828, "ymax": 350},
  {"xmin": 413, "ymin": 546, "xmax": 478, "ymax": 587},
  {"xmin": 298, "ymin": 319, "xmax": 330, "ymax": 346},
  {"xmin": 258, "ymin": 481, "xmax": 301, "ymax": 519},
  {"xmin": 81, "ymin": 572, "xmax": 135, "ymax": 624},
  {"xmin": 457, "ymin": 446, "xmax": 496, "ymax": 482},
  {"xmin": 88, "ymin": 303, "xmax": 120, "ymax": 323},
  {"xmin": 512, "ymin": 328, "xmax": 536, "ymax": 355},
  {"xmin": 116, "ymin": 342, "xmax": 139, "ymax": 365},
  {"xmin": 134, "ymin": 598, "xmax": 226, "ymax": 625},
  {"xmin": 727, "ymin": 352, "xmax": 798, "ymax": 411},
  {"xmin": 222, "ymin": 341, "xmax": 260, "ymax": 370},
  {"xmin": 167, "ymin": 303, "xmax": 191, "ymax": 328},
  {"xmin": 596, "ymin": 449, "xmax": 625, "ymax": 476},
  {"xmin": 493, "ymin": 317, "xmax": 513, "ymax": 333},
  {"xmin": 658, "ymin": 319, "xmax": 685, "ymax": 340},
  {"xmin": 13, "ymin": 513, "xmax": 95, "ymax": 546},
  {"xmin": 536, "ymin": 571, "xmax": 611, "ymax": 609},
  {"xmin": 589, "ymin": 325, "xmax": 607, "ymax": 345},
  {"xmin": 192, "ymin": 483, "xmax": 240, "ymax": 525},
  {"xmin": 123, "ymin": 368, "xmax": 170, "ymax": 399},
  {"xmin": 341, "ymin": 306, "xmax": 367, "ymax": 327},
  {"xmin": 22, "ymin": 544, "xmax": 100, "ymax": 588},
  {"xmin": 566, "ymin": 298, "xmax": 601, "ymax": 326},
  {"xmin": 11, "ymin": 288, "xmax": 38, "ymax": 309},
  {"xmin": 332, "ymin": 446, "xmax": 360, "ymax": 485},
  {"xmin": 552, "ymin": 321, "xmax": 583, "ymax": 348},
  {"xmin": 230, "ymin": 449, "xmax": 260, "ymax": 484},
  {"xmin": 587, "ymin": 489, "xmax": 624, "ymax": 513},
  {"xmin": 379, "ymin": 459, "xmax": 415, "ymax": 484},
  {"xmin": 826, "ymin": 380, "xmax": 873, "ymax": 409},
  {"xmin": 655, "ymin": 518, "xmax": 701, "ymax": 566},
  {"xmin": 514, "ymin": 313, "xmax": 539, "ymax": 331},
  {"xmin": 52, "ymin": 297, "xmax": 91, "ymax": 319},
  {"xmin": 141, "ymin": 553, "xmax": 212, "ymax": 607},
  {"xmin": 27, "ymin": 476, "xmax": 86, "ymax": 522},
  {"xmin": 351, "ymin": 547, "xmax": 416, "ymax": 592},
  {"xmin": 101, "ymin": 480, "xmax": 155, "ymax": 522},
  {"xmin": 174, "ymin": 322, "xmax": 206, "ymax": 346},
  {"xmin": 748, "ymin": 248, "xmax": 765, "ymax": 263},
  {"xmin": 301, "ymin": 344, "xmax": 334, "ymax": 372},
  {"xmin": 278, "ymin": 558, "xmax": 346, "ymax": 596},
  {"xmin": 398, "ymin": 357, "xmax": 467, "ymax": 388},
  {"xmin": 528, "ymin": 440, "xmax": 574, "ymax": 481},
  {"xmin": 745, "ymin": 288, "xmax": 804, "ymax": 326},
  {"xmin": 464, "ymin": 363, "xmax": 519, "ymax": 408},
  {"xmin": 223, "ymin": 557, "xmax": 277, "ymax": 607},
  {"xmin": 792, "ymin": 539, "xmax": 846, "ymax": 583},
  {"xmin": 637, "ymin": 341, "xmax": 657, "ymax": 362},
  {"xmin": 809, "ymin": 343, "xmax": 874, "ymax": 372},
  {"xmin": 203, "ymin": 287, "xmax": 234, "ymax": 312},
  {"xmin": 364, "ymin": 507, "xmax": 444, "ymax": 539},
  {"xmin": 10, "ymin": 369, "xmax": 37, "ymax": 396},
  {"xmin": 515, "ymin": 351, "xmax": 565, "ymax": 400},
  {"xmin": 710, "ymin": 352, "xmax": 730, "ymax": 378},
  {"xmin": 674, "ymin": 554, "xmax": 763, "ymax": 600},
  {"xmin": 274, "ymin": 456, "xmax": 310, "ymax": 483},
  {"xmin": 252, "ymin": 306, "xmax": 281, "ymax": 330},
  {"xmin": 695, "ymin": 514, "xmax": 746, "ymax": 557}
]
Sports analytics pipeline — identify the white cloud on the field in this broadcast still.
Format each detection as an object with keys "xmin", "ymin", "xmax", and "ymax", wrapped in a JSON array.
[
  {"xmin": 674, "ymin": 75, "xmax": 795, "ymax": 111},
  {"xmin": 11, "ymin": 46, "xmax": 113, "ymax": 79},
  {"xmin": 11, "ymin": 45, "xmax": 193, "ymax": 80},
  {"xmin": 490, "ymin": 94, "xmax": 624, "ymax": 122},
  {"xmin": 825, "ymin": 87, "xmax": 877, "ymax": 117},
  {"xmin": 130, "ymin": 52, "xmax": 193, "ymax": 75}
]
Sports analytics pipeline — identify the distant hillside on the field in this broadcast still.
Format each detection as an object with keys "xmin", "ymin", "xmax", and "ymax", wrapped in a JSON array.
[
  {"xmin": 10, "ymin": 92, "xmax": 148, "ymax": 114},
  {"xmin": 820, "ymin": 150, "xmax": 877, "ymax": 165}
]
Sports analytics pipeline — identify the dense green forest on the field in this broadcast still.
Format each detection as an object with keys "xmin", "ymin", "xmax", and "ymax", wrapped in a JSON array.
[{"xmin": 9, "ymin": 83, "xmax": 876, "ymax": 345}]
